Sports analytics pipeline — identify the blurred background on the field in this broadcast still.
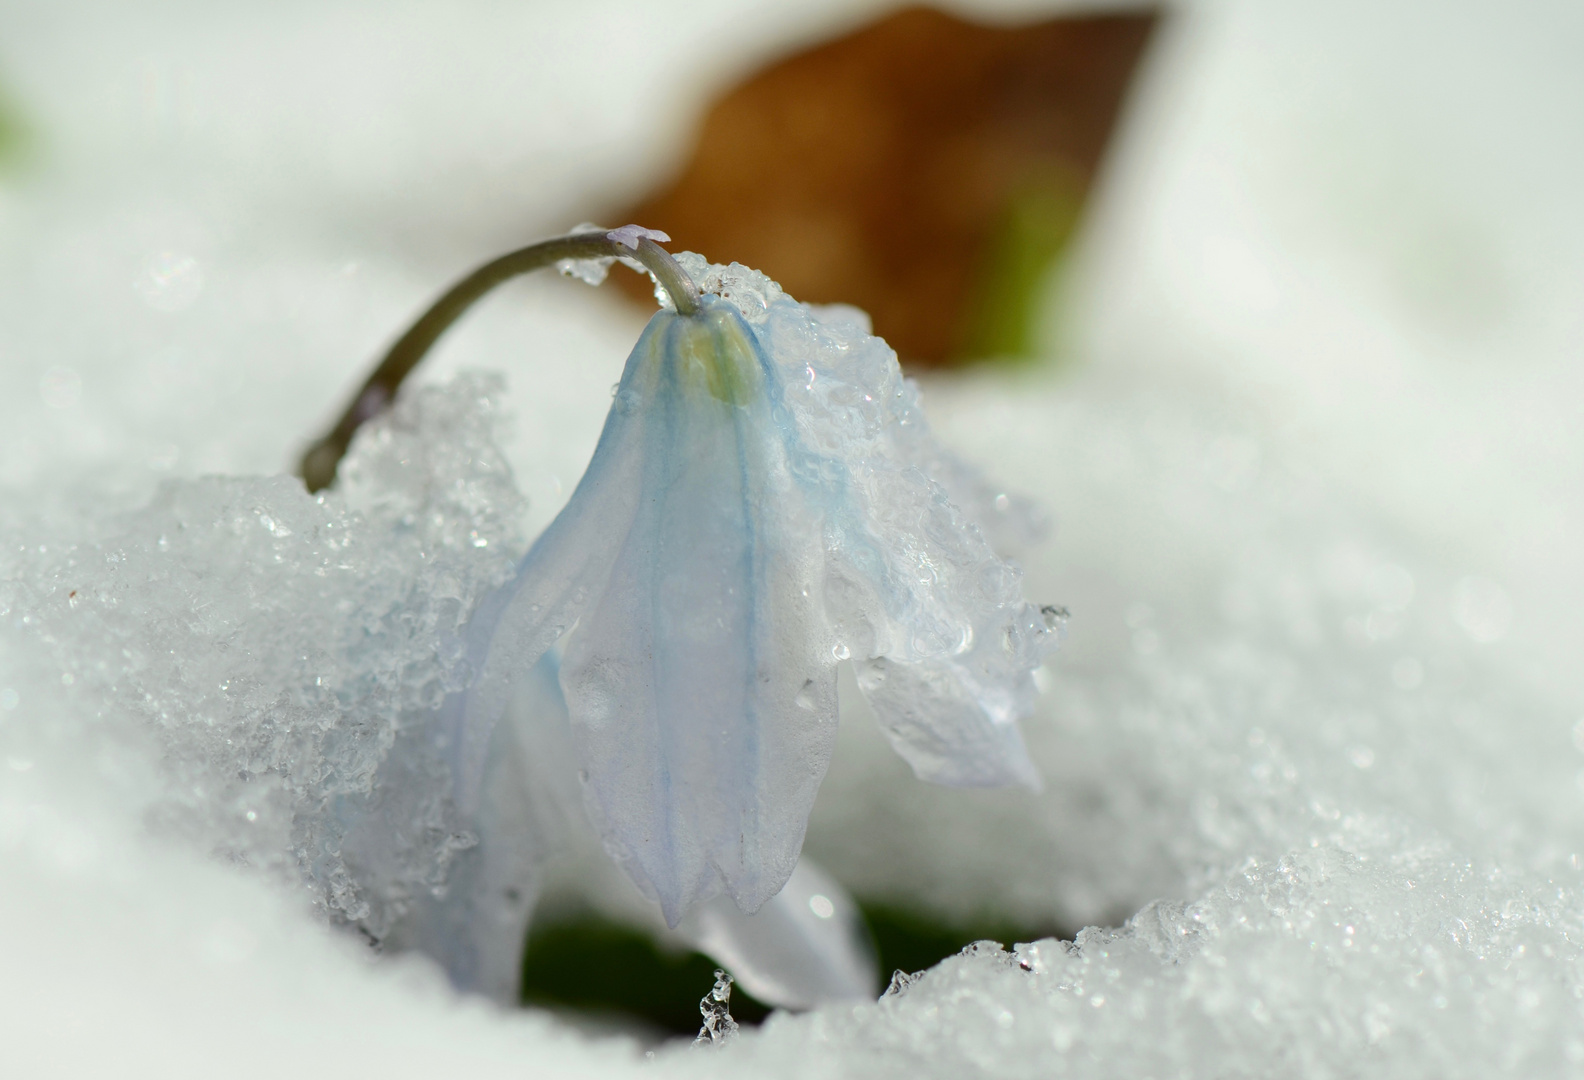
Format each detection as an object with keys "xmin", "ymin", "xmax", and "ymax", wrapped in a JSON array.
[{"xmin": 3, "ymin": 0, "xmax": 1583, "ymax": 1041}]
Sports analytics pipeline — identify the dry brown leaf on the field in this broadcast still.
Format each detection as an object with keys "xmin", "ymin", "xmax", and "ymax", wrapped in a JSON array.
[{"xmin": 612, "ymin": 6, "xmax": 1157, "ymax": 367}]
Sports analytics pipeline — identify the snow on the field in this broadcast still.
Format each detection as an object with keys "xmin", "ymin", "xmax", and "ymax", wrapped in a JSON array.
[
  {"xmin": 0, "ymin": 374, "xmax": 532, "ymax": 934},
  {"xmin": 5, "ymin": 0, "xmax": 1584, "ymax": 1077},
  {"xmin": 606, "ymin": 225, "xmax": 671, "ymax": 251}
]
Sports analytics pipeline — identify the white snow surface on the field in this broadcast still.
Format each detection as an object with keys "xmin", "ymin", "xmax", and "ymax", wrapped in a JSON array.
[
  {"xmin": 1, "ymin": 374, "xmax": 527, "ymax": 934},
  {"xmin": 5, "ymin": 1, "xmax": 1584, "ymax": 1078}
]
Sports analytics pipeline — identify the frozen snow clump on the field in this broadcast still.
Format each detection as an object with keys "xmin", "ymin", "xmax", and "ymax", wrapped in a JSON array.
[{"xmin": 0, "ymin": 374, "xmax": 528, "ymax": 951}]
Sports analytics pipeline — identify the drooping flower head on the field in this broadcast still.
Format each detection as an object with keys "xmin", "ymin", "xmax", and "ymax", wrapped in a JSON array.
[{"xmin": 458, "ymin": 257, "xmax": 1060, "ymax": 927}]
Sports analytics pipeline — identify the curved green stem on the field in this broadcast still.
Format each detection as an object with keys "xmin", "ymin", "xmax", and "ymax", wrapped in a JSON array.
[{"xmin": 298, "ymin": 229, "xmax": 699, "ymax": 493}]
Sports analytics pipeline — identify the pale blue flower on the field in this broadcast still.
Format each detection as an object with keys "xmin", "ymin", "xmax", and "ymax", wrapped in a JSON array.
[{"xmin": 455, "ymin": 259, "xmax": 1059, "ymax": 927}]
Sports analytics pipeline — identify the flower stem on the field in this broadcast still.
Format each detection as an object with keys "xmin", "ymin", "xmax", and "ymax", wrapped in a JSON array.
[{"xmin": 298, "ymin": 228, "xmax": 700, "ymax": 493}]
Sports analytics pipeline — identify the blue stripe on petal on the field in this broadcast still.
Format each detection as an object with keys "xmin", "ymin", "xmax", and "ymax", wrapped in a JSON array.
[{"xmin": 561, "ymin": 303, "xmax": 837, "ymax": 927}]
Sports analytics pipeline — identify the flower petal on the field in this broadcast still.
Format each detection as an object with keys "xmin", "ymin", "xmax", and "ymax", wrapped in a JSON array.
[
  {"xmin": 561, "ymin": 306, "xmax": 838, "ymax": 927},
  {"xmin": 673, "ymin": 856, "xmax": 878, "ymax": 1009},
  {"xmin": 449, "ymin": 319, "xmax": 664, "ymax": 810}
]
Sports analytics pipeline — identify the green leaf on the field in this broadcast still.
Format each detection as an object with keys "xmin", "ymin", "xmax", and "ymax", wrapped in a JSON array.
[{"xmin": 958, "ymin": 170, "xmax": 1087, "ymax": 363}]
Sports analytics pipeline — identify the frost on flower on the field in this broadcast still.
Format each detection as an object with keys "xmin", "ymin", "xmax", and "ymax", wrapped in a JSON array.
[
  {"xmin": 461, "ymin": 257, "xmax": 1058, "ymax": 927},
  {"xmin": 605, "ymin": 224, "xmax": 672, "ymax": 250}
]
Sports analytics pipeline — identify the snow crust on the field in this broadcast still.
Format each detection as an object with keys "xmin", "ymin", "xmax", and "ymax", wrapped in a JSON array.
[{"xmin": 0, "ymin": 376, "xmax": 528, "ymax": 938}]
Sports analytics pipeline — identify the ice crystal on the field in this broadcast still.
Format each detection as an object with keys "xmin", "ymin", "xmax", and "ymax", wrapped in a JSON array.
[{"xmin": 694, "ymin": 969, "xmax": 740, "ymax": 1047}]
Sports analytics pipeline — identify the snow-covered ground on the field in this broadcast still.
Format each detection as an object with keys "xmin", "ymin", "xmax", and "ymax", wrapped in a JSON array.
[{"xmin": 4, "ymin": 1, "xmax": 1584, "ymax": 1076}]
